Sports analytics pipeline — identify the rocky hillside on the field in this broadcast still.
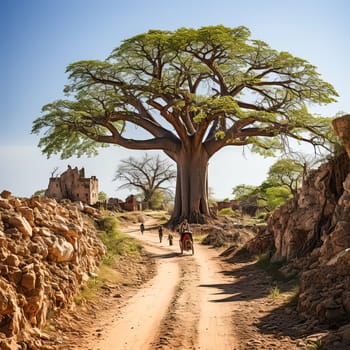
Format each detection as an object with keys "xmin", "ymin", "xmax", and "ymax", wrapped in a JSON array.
[
  {"xmin": 247, "ymin": 151, "xmax": 350, "ymax": 349},
  {"xmin": 0, "ymin": 191, "xmax": 105, "ymax": 349}
]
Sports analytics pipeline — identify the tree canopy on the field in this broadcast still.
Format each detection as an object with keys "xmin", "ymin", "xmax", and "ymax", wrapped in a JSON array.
[
  {"xmin": 232, "ymin": 157, "xmax": 306, "ymax": 212},
  {"xmin": 267, "ymin": 158, "xmax": 304, "ymax": 195},
  {"xmin": 32, "ymin": 25, "xmax": 338, "ymax": 223}
]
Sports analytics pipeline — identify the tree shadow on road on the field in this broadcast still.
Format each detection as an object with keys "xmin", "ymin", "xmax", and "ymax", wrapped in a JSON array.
[
  {"xmin": 149, "ymin": 252, "xmax": 180, "ymax": 259},
  {"xmin": 198, "ymin": 249, "xmax": 324, "ymax": 344},
  {"xmin": 199, "ymin": 260, "xmax": 273, "ymax": 303}
]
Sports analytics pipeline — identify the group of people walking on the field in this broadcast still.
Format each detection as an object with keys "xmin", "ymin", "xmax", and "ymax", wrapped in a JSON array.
[
  {"xmin": 139, "ymin": 218, "xmax": 192, "ymax": 246},
  {"xmin": 139, "ymin": 222, "xmax": 174, "ymax": 245}
]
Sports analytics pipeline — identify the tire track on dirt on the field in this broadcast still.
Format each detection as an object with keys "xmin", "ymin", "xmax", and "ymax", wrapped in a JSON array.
[
  {"xmin": 127, "ymin": 222, "xmax": 236, "ymax": 350},
  {"xmin": 91, "ymin": 242, "xmax": 180, "ymax": 350},
  {"xmin": 151, "ymin": 255, "xmax": 201, "ymax": 350},
  {"xmin": 196, "ymin": 246, "xmax": 236, "ymax": 350}
]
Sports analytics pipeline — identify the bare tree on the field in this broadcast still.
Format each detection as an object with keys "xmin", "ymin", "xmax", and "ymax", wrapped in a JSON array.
[
  {"xmin": 50, "ymin": 166, "xmax": 59, "ymax": 178},
  {"xmin": 113, "ymin": 153, "xmax": 176, "ymax": 208}
]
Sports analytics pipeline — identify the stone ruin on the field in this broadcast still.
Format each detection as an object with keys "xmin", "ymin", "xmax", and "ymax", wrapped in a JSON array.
[
  {"xmin": 46, "ymin": 166, "xmax": 99, "ymax": 206},
  {"xmin": 104, "ymin": 194, "xmax": 141, "ymax": 211}
]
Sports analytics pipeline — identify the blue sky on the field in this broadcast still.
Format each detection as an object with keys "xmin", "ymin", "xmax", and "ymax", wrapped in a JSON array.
[{"xmin": 0, "ymin": 0, "xmax": 349, "ymax": 200}]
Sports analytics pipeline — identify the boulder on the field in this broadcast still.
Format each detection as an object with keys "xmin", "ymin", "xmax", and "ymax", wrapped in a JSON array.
[
  {"xmin": 49, "ymin": 237, "xmax": 74, "ymax": 263},
  {"xmin": 1, "ymin": 189, "xmax": 12, "ymax": 199},
  {"xmin": 6, "ymin": 214, "xmax": 33, "ymax": 239}
]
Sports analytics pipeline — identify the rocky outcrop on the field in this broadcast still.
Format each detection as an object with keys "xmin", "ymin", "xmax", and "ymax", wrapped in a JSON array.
[
  {"xmin": 0, "ymin": 191, "xmax": 105, "ymax": 349},
  {"xmin": 245, "ymin": 151, "xmax": 350, "ymax": 348},
  {"xmin": 200, "ymin": 224, "xmax": 255, "ymax": 248},
  {"xmin": 252, "ymin": 152, "xmax": 349, "ymax": 262},
  {"xmin": 298, "ymin": 248, "xmax": 350, "ymax": 323},
  {"xmin": 297, "ymin": 173, "xmax": 350, "ymax": 325},
  {"xmin": 332, "ymin": 114, "xmax": 350, "ymax": 158}
]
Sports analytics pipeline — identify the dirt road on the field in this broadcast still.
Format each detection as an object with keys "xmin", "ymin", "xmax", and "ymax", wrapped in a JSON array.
[
  {"xmin": 92, "ymin": 225, "xmax": 236, "ymax": 350},
  {"xmin": 55, "ymin": 218, "xmax": 317, "ymax": 350}
]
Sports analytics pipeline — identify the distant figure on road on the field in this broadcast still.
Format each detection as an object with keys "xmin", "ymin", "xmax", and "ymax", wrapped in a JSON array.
[
  {"xmin": 168, "ymin": 233, "xmax": 173, "ymax": 246},
  {"xmin": 158, "ymin": 225, "xmax": 163, "ymax": 242},
  {"xmin": 140, "ymin": 223, "xmax": 145, "ymax": 235}
]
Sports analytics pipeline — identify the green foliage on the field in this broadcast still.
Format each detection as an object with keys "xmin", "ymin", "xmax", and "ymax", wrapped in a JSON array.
[
  {"xmin": 233, "ymin": 181, "xmax": 291, "ymax": 213},
  {"xmin": 268, "ymin": 285, "xmax": 281, "ymax": 299},
  {"xmin": 33, "ymin": 25, "xmax": 338, "ymax": 161},
  {"xmin": 307, "ymin": 340, "xmax": 326, "ymax": 350},
  {"xmin": 267, "ymin": 158, "xmax": 304, "ymax": 193},
  {"xmin": 98, "ymin": 191, "xmax": 108, "ymax": 201},
  {"xmin": 215, "ymin": 131, "xmax": 226, "ymax": 140},
  {"xmin": 74, "ymin": 215, "xmax": 142, "ymax": 304},
  {"xmin": 249, "ymin": 137, "xmax": 282, "ymax": 157},
  {"xmin": 232, "ymin": 156, "xmax": 308, "ymax": 216},
  {"xmin": 265, "ymin": 186, "xmax": 292, "ymax": 210},
  {"xmin": 73, "ymin": 265, "xmax": 121, "ymax": 304},
  {"xmin": 257, "ymin": 212, "xmax": 268, "ymax": 220},
  {"xmin": 149, "ymin": 189, "xmax": 164, "ymax": 209},
  {"xmin": 218, "ymin": 207, "xmax": 234, "ymax": 216},
  {"xmin": 97, "ymin": 216, "xmax": 142, "ymax": 265},
  {"xmin": 32, "ymin": 189, "xmax": 46, "ymax": 197},
  {"xmin": 232, "ymin": 184, "xmax": 257, "ymax": 201},
  {"xmin": 32, "ymin": 99, "xmax": 119, "ymax": 159}
]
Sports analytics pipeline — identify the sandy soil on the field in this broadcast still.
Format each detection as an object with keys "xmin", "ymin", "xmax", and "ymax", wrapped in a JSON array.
[
  {"xmin": 45, "ymin": 216, "xmax": 325, "ymax": 350},
  {"xmin": 88, "ymin": 222, "xmax": 236, "ymax": 350}
]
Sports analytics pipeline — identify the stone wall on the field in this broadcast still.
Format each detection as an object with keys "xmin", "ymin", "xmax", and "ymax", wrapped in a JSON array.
[{"xmin": 0, "ymin": 190, "xmax": 105, "ymax": 349}]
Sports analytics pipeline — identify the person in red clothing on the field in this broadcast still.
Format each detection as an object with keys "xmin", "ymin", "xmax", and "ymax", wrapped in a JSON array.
[{"xmin": 179, "ymin": 218, "xmax": 193, "ymax": 242}]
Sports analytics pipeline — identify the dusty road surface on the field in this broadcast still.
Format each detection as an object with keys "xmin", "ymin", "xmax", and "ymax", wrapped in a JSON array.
[
  {"xmin": 53, "ymin": 217, "xmax": 317, "ymax": 350},
  {"xmin": 92, "ymin": 223, "xmax": 236, "ymax": 350}
]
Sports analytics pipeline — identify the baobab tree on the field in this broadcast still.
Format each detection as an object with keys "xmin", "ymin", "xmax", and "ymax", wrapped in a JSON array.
[
  {"xmin": 32, "ymin": 25, "xmax": 338, "ymax": 224},
  {"xmin": 113, "ymin": 153, "xmax": 176, "ymax": 208}
]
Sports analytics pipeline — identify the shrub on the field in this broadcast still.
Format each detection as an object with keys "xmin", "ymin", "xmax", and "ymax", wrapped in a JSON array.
[
  {"xmin": 74, "ymin": 215, "xmax": 143, "ymax": 304},
  {"xmin": 268, "ymin": 285, "xmax": 281, "ymax": 299},
  {"xmin": 218, "ymin": 207, "xmax": 234, "ymax": 216}
]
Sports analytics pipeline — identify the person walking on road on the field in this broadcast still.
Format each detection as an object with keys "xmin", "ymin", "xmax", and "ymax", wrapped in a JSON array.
[
  {"xmin": 158, "ymin": 225, "xmax": 163, "ymax": 243},
  {"xmin": 168, "ymin": 233, "xmax": 173, "ymax": 245}
]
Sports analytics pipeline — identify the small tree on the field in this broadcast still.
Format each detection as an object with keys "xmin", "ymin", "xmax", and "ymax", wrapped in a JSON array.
[
  {"xmin": 232, "ymin": 184, "xmax": 258, "ymax": 201},
  {"xmin": 149, "ymin": 189, "xmax": 165, "ymax": 209},
  {"xmin": 232, "ymin": 157, "xmax": 305, "ymax": 213},
  {"xmin": 264, "ymin": 186, "xmax": 291, "ymax": 211},
  {"xmin": 267, "ymin": 158, "xmax": 304, "ymax": 195},
  {"xmin": 113, "ymin": 153, "xmax": 176, "ymax": 208},
  {"xmin": 50, "ymin": 166, "xmax": 59, "ymax": 178},
  {"xmin": 32, "ymin": 189, "xmax": 46, "ymax": 197},
  {"xmin": 98, "ymin": 191, "xmax": 108, "ymax": 201},
  {"xmin": 233, "ymin": 180, "xmax": 292, "ymax": 214}
]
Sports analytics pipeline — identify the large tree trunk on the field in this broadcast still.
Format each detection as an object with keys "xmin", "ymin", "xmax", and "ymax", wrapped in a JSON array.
[{"xmin": 170, "ymin": 147, "xmax": 211, "ymax": 225}]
